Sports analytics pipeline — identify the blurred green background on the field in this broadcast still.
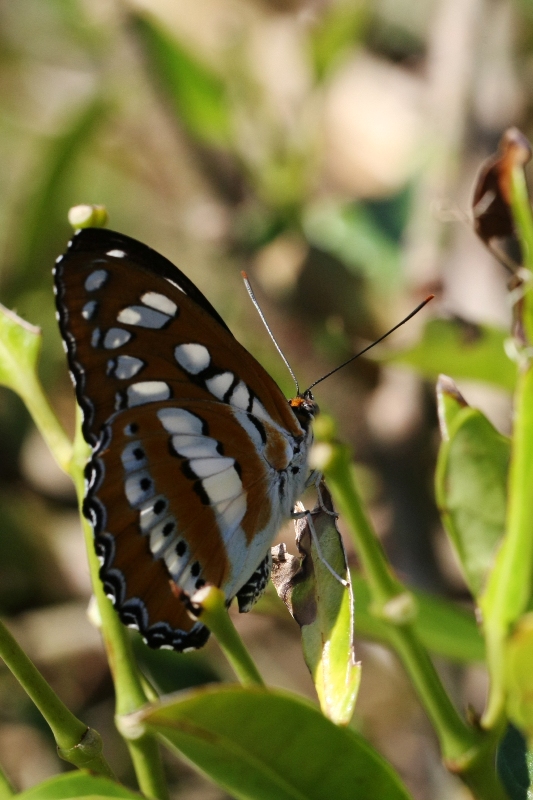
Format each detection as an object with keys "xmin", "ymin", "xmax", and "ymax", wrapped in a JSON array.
[{"xmin": 0, "ymin": 0, "xmax": 531, "ymax": 797}]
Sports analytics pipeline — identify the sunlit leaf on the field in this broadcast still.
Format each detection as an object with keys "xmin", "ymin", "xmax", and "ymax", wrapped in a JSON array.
[
  {"xmin": 436, "ymin": 403, "xmax": 510, "ymax": 598},
  {"xmin": 139, "ymin": 685, "xmax": 414, "ymax": 800},
  {"xmin": 436, "ymin": 374, "xmax": 468, "ymax": 441},
  {"xmin": 15, "ymin": 771, "xmax": 142, "ymax": 799},
  {"xmin": 379, "ymin": 317, "xmax": 516, "ymax": 391},
  {"xmin": 131, "ymin": 13, "xmax": 231, "ymax": 148},
  {"xmin": 271, "ymin": 486, "xmax": 359, "ymax": 725},
  {"xmin": 0, "ymin": 304, "xmax": 41, "ymax": 395}
]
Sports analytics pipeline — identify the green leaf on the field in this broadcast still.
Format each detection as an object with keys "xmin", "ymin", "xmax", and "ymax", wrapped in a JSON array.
[
  {"xmin": 140, "ymin": 685, "xmax": 414, "ymax": 800},
  {"xmin": 436, "ymin": 405, "xmax": 510, "ymax": 597},
  {"xmin": 506, "ymin": 614, "xmax": 533, "ymax": 742},
  {"xmin": 379, "ymin": 318, "xmax": 517, "ymax": 391},
  {"xmin": 0, "ymin": 304, "xmax": 72, "ymax": 471},
  {"xmin": 0, "ymin": 304, "xmax": 41, "ymax": 395},
  {"xmin": 271, "ymin": 487, "xmax": 360, "ymax": 725},
  {"xmin": 15, "ymin": 771, "xmax": 142, "ymax": 799},
  {"xmin": 351, "ymin": 574, "xmax": 485, "ymax": 663},
  {"xmin": 436, "ymin": 374, "xmax": 469, "ymax": 441},
  {"xmin": 496, "ymin": 725, "xmax": 533, "ymax": 800},
  {"xmin": 131, "ymin": 13, "xmax": 231, "ymax": 148}
]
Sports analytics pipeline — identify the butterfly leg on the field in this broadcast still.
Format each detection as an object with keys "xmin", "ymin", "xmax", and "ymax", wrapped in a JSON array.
[
  {"xmin": 235, "ymin": 551, "xmax": 273, "ymax": 613},
  {"xmin": 291, "ymin": 507, "xmax": 349, "ymax": 587}
]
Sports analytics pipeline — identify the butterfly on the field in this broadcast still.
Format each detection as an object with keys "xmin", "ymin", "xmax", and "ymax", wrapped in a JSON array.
[{"xmin": 53, "ymin": 228, "xmax": 318, "ymax": 652}]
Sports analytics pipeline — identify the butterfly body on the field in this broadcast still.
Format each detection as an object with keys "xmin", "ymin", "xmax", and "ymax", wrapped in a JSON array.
[{"xmin": 54, "ymin": 228, "xmax": 316, "ymax": 651}]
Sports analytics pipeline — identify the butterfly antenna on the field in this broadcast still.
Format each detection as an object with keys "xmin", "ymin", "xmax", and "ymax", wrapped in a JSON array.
[
  {"xmin": 307, "ymin": 295, "xmax": 435, "ymax": 393},
  {"xmin": 241, "ymin": 271, "xmax": 300, "ymax": 395}
]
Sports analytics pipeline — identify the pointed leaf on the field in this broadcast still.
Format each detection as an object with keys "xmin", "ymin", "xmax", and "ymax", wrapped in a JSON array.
[
  {"xmin": 436, "ymin": 405, "xmax": 510, "ymax": 597},
  {"xmin": 15, "ymin": 771, "xmax": 142, "ymax": 799},
  {"xmin": 436, "ymin": 374, "xmax": 468, "ymax": 441},
  {"xmin": 271, "ymin": 486, "xmax": 359, "ymax": 725},
  {"xmin": 0, "ymin": 304, "xmax": 41, "ymax": 395},
  {"xmin": 139, "ymin": 685, "xmax": 414, "ymax": 800},
  {"xmin": 379, "ymin": 318, "xmax": 516, "ymax": 391}
]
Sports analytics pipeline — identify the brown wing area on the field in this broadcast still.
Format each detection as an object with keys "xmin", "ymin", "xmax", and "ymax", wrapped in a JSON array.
[{"xmin": 55, "ymin": 237, "xmax": 302, "ymax": 446}]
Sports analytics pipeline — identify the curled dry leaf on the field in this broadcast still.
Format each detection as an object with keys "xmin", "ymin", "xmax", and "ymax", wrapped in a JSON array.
[{"xmin": 472, "ymin": 127, "xmax": 532, "ymax": 272}]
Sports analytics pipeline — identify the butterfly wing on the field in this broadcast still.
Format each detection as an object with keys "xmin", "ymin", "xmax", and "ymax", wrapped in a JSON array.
[{"xmin": 54, "ymin": 228, "xmax": 310, "ymax": 650}]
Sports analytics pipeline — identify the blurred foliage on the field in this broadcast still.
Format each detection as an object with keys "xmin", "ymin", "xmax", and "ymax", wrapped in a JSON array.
[{"xmin": 1, "ymin": 0, "xmax": 533, "ymax": 797}]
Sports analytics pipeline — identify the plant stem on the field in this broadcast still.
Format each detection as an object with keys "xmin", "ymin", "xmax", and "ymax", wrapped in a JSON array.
[
  {"xmin": 480, "ymin": 157, "xmax": 533, "ymax": 728},
  {"xmin": 194, "ymin": 586, "xmax": 264, "ymax": 687},
  {"xmin": 20, "ymin": 371, "xmax": 73, "ymax": 473},
  {"xmin": 0, "ymin": 618, "xmax": 114, "ymax": 776}
]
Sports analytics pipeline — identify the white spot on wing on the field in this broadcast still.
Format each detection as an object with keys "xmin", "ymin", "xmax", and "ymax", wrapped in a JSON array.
[
  {"xmin": 202, "ymin": 467, "xmax": 242, "ymax": 504},
  {"xmin": 158, "ymin": 408, "xmax": 204, "ymax": 435},
  {"xmin": 149, "ymin": 517, "xmax": 177, "ymax": 558},
  {"xmin": 125, "ymin": 470, "xmax": 155, "ymax": 506},
  {"xmin": 174, "ymin": 343, "xmax": 210, "ymax": 374},
  {"xmin": 106, "ymin": 249, "xmax": 126, "ymax": 258},
  {"xmin": 111, "ymin": 355, "xmax": 144, "ymax": 379},
  {"xmin": 229, "ymin": 381, "xmax": 251, "ymax": 410},
  {"xmin": 91, "ymin": 328, "xmax": 101, "ymax": 348},
  {"xmin": 85, "ymin": 269, "xmax": 108, "ymax": 291},
  {"xmin": 82, "ymin": 300, "xmax": 97, "ymax": 320},
  {"xmin": 117, "ymin": 305, "xmax": 171, "ymax": 329},
  {"xmin": 171, "ymin": 434, "xmax": 219, "ymax": 459},
  {"xmin": 206, "ymin": 371, "xmax": 234, "ymax": 399},
  {"xmin": 188, "ymin": 456, "xmax": 235, "ymax": 478},
  {"xmin": 215, "ymin": 494, "xmax": 247, "ymax": 541},
  {"xmin": 139, "ymin": 495, "xmax": 168, "ymax": 532},
  {"xmin": 121, "ymin": 441, "xmax": 147, "ymax": 472},
  {"xmin": 141, "ymin": 292, "xmax": 177, "ymax": 316},
  {"xmin": 250, "ymin": 398, "xmax": 274, "ymax": 425},
  {"xmin": 104, "ymin": 328, "xmax": 132, "ymax": 349},
  {"xmin": 127, "ymin": 381, "xmax": 170, "ymax": 407},
  {"xmin": 164, "ymin": 546, "xmax": 189, "ymax": 581}
]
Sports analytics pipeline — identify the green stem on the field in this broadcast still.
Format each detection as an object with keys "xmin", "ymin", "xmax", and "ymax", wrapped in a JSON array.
[
  {"xmin": 323, "ymin": 444, "xmax": 480, "ymax": 762},
  {"xmin": 0, "ymin": 762, "xmax": 14, "ymax": 798},
  {"xmin": 480, "ymin": 160, "xmax": 533, "ymax": 728},
  {"xmin": 127, "ymin": 737, "xmax": 169, "ymax": 800},
  {"xmin": 195, "ymin": 586, "xmax": 264, "ymax": 687},
  {"xmin": 510, "ymin": 162, "xmax": 533, "ymax": 270},
  {"xmin": 20, "ymin": 371, "xmax": 72, "ymax": 473},
  {"xmin": 0, "ymin": 618, "xmax": 114, "ymax": 776},
  {"xmin": 70, "ymin": 415, "xmax": 168, "ymax": 799}
]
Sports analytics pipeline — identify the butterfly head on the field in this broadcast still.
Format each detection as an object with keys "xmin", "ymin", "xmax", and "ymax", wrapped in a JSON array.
[{"xmin": 289, "ymin": 390, "xmax": 319, "ymax": 431}]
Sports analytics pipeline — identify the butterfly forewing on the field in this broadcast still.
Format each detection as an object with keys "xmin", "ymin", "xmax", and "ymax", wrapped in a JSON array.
[{"xmin": 54, "ymin": 228, "xmax": 311, "ymax": 651}]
